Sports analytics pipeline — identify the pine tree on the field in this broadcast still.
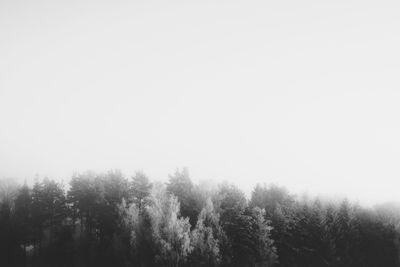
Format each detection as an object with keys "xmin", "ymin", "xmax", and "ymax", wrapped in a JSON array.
[
  {"xmin": 190, "ymin": 198, "xmax": 225, "ymax": 267},
  {"xmin": 14, "ymin": 183, "xmax": 32, "ymax": 263},
  {"xmin": 167, "ymin": 168, "xmax": 200, "ymax": 226},
  {"xmin": 251, "ymin": 207, "xmax": 277, "ymax": 267},
  {"xmin": 131, "ymin": 171, "xmax": 152, "ymax": 212}
]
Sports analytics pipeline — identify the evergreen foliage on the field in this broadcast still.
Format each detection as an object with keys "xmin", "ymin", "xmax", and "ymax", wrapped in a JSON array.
[{"xmin": 0, "ymin": 173, "xmax": 399, "ymax": 267}]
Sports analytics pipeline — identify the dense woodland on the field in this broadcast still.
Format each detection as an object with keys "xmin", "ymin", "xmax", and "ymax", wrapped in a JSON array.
[{"xmin": 1, "ymin": 168, "xmax": 400, "ymax": 267}]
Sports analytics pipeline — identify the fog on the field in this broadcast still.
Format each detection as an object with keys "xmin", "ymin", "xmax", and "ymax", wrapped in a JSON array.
[{"xmin": 1, "ymin": 0, "xmax": 400, "ymax": 205}]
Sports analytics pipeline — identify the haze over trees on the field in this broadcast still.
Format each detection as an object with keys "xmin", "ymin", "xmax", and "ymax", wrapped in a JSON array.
[{"xmin": 1, "ymin": 169, "xmax": 400, "ymax": 267}]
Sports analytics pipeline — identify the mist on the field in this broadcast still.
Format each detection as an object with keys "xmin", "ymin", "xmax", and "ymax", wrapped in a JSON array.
[
  {"xmin": 2, "ymin": 0, "xmax": 400, "ymax": 206},
  {"xmin": 2, "ymin": 1, "xmax": 400, "ymax": 266}
]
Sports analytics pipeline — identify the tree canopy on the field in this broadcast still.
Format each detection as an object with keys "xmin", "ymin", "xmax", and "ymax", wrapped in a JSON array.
[{"xmin": 0, "ymin": 172, "xmax": 399, "ymax": 267}]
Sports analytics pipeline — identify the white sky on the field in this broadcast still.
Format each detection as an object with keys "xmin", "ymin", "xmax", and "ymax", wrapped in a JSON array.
[{"xmin": 1, "ymin": 0, "xmax": 400, "ymax": 205}]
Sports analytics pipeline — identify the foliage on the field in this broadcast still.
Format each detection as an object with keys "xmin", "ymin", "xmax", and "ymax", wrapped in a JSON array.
[
  {"xmin": 147, "ymin": 183, "xmax": 192, "ymax": 267},
  {"xmin": 1, "ymin": 171, "xmax": 400, "ymax": 267},
  {"xmin": 189, "ymin": 198, "xmax": 225, "ymax": 267}
]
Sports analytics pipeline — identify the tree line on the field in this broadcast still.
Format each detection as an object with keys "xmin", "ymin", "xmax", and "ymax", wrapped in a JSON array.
[{"xmin": 0, "ymin": 168, "xmax": 399, "ymax": 267}]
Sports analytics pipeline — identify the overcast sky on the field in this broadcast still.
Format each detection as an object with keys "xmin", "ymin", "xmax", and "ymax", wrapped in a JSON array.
[{"xmin": 1, "ymin": 0, "xmax": 400, "ymax": 205}]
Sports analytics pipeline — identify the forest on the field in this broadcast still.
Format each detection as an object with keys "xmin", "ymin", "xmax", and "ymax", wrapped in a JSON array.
[{"xmin": 1, "ymin": 168, "xmax": 400, "ymax": 267}]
